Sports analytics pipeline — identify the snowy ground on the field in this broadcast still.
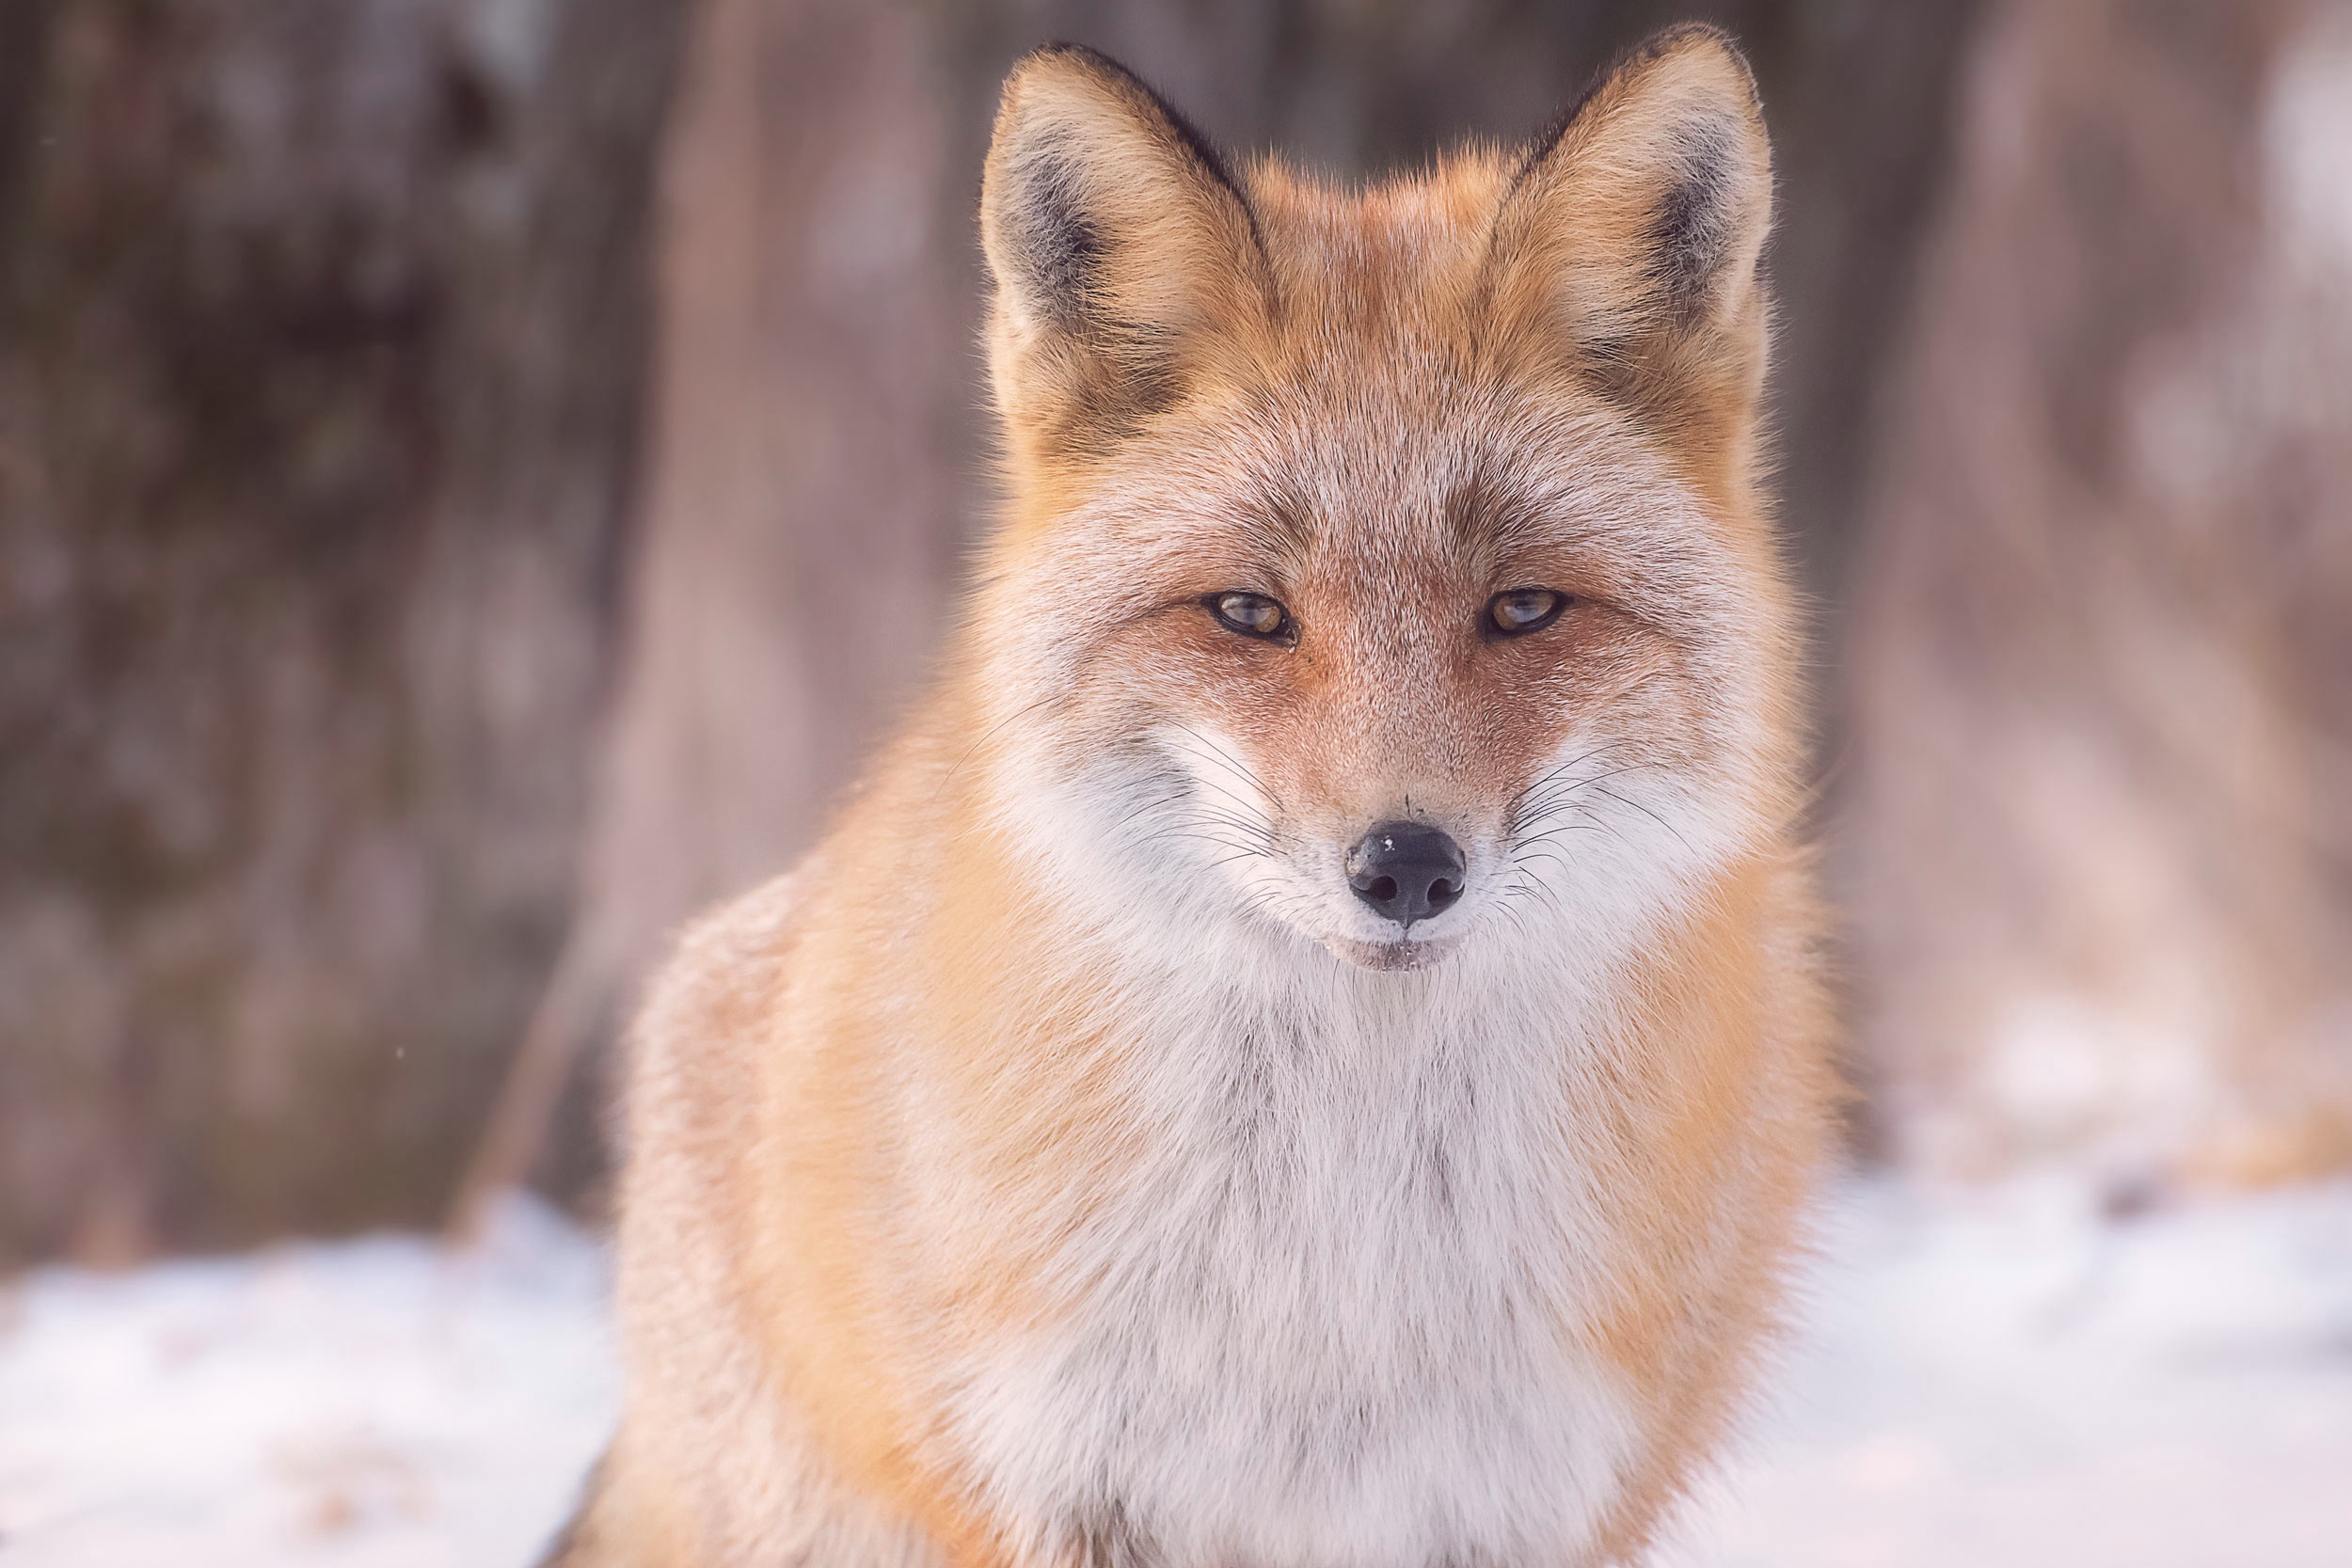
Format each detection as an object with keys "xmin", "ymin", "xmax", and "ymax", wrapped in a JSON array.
[
  {"xmin": 1664, "ymin": 1180, "xmax": 2352, "ymax": 1568},
  {"xmin": 4, "ymin": 1180, "xmax": 2349, "ymax": 1568},
  {"xmin": 0, "ymin": 1198, "xmax": 616, "ymax": 1568}
]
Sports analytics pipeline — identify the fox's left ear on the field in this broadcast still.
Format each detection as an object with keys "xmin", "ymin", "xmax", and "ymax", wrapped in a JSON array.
[
  {"xmin": 980, "ymin": 45, "xmax": 1271, "ymax": 465},
  {"xmin": 1487, "ymin": 25, "xmax": 1773, "ymax": 440}
]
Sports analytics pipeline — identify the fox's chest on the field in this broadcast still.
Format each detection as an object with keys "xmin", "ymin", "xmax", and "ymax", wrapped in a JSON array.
[{"xmin": 939, "ymin": 1037, "xmax": 1642, "ymax": 1568}]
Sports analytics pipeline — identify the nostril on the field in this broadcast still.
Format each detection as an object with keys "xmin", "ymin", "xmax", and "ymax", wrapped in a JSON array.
[{"xmin": 1346, "ymin": 820, "xmax": 1468, "ymax": 928}]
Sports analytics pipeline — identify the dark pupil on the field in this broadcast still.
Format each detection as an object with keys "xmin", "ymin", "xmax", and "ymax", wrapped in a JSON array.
[{"xmin": 1502, "ymin": 592, "xmax": 1551, "ymax": 625}]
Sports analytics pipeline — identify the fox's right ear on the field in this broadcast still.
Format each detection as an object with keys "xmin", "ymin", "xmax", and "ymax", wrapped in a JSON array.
[
  {"xmin": 1486, "ymin": 25, "xmax": 1774, "ymax": 450},
  {"xmin": 980, "ymin": 46, "xmax": 1270, "ymax": 465}
]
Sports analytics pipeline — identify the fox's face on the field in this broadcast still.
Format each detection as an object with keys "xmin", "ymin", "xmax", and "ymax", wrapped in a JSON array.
[{"xmin": 972, "ymin": 35, "xmax": 1797, "ymax": 974}]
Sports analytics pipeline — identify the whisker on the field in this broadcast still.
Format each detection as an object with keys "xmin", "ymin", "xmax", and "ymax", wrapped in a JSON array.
[
  {"xmin": 1504, "ymin": 741, "xmax": 1638, "ymax": 816},
  {"xmin": 936, "ymin": 694, "xmax": 1061, "ymax": 798},
  {"xmin": 1583, "ymin": 784, "xmax": 1691, "ymax": 851}
]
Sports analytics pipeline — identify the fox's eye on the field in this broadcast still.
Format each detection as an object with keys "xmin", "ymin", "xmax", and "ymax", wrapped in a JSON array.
[
  {"xmin": 1207, "ymin": 592, "xmax": 1293, "ymax": 641},
  {"xmin": 1487, "ymin": 588, "xmax": 1568, "ymax": 637}
]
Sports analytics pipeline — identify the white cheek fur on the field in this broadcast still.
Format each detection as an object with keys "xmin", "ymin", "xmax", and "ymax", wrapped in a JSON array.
[{"xmin": 994, "ymin": 718, "xmax": 1750, "ymax": 980}]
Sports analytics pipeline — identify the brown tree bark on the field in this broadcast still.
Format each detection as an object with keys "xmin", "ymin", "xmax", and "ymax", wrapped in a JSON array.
[
  {"xmin": 0, "ymin": 0, "xmax": 685, "ymax": 1261},
  {"xmin": 451, "ymin": 0, "xmax": 971, "ymax": 1236},
  {"xmin": 1845, "ymin": 0, "xmax": 2352, "ymax": 1185}
]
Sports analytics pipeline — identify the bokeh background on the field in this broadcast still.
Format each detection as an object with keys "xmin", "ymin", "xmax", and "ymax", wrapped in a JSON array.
[{"xmin": 3, "ymin": 1, "xmax": 2350, "ymax": 1562}]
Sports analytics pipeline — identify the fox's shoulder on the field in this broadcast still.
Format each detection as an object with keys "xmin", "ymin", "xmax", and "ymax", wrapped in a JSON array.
[
  {"xmin": 623, "ymin": 721, "xmax": 961, "ymax": 1117},
  {"xmin": 646, "ymin": 866, "xmax": 806, "ymax": 1021},
  {"xmin": 625, "ymin": 864, "xmax": 814, "ymax": 1123}
]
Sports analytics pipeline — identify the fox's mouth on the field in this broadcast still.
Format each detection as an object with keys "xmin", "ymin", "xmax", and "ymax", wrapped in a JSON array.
[{"xmin": 1328, "ymin": 932, "xmax": 1463, "ymax": 973}]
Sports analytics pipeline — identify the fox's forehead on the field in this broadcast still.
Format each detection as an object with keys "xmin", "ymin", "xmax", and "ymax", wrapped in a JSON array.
[
  {"xmin": 1149, "ymin": 352, "xmax": 1677, "ymax": 570},
  {"xmin": 1107, "ymin": 378, "xmax": 1708, "ymax": 622},
  {"xmin": 1135, "ymin": 152, "xmax": 1693, "ymax": 571},
  {"xmin": 1242, "ymin": 150, "xmax": 1521, "ymax": 356}
]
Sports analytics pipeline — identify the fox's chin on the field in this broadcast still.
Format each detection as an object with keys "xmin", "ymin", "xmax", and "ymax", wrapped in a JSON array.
[{"xmin": 1327, "ymin": 933, "xmax": 1462, "ymax": 973}]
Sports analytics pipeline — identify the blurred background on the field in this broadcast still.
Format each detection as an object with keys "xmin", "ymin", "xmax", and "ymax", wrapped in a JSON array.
[{"xmin": 3, "ymin": 1, "xmax": 2350, "ymax": 1563}]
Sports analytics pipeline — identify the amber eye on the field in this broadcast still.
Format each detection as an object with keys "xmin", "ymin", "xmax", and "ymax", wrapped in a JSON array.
[
  {"xmin": 1487, "ymin": 587, "xmax": 1568, "ymax": 637},
  {"xmin": 1207, "ymin": 591, "xmax": 1293, "ymax": 641}
]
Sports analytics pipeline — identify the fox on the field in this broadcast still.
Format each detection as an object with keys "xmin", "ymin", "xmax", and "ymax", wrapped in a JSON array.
[{"xmin": 551, "ymin": 23, "xmax": 1833, "ymax": 1568}]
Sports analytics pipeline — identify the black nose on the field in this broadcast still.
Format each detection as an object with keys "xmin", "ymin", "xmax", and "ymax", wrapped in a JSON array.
[{"xmin": 1346, "ymin": 821, "xmax": 1466, "ymax": 927}]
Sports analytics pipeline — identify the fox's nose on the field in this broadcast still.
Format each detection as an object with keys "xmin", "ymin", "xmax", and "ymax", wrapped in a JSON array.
[{"xmin": 1346, "ymin": 821, "xmax": 1466, "ymax": 928}]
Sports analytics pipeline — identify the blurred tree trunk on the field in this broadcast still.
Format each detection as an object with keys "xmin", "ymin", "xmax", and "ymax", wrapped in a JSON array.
[
  {"xmin": 448, "ymin": 0, "xmax": 972, "ymax": 1229},
  {"xmin": 1846, "ymin": 0, "xmax": 2352, "ymax": 1185},
  {"xmin": 0, "ymin": 0, "xmax": 684, "ymax": 1261},
  {"xmin": 479, "ymin": 0, "xmax": 1979, "ymax": 1202}
]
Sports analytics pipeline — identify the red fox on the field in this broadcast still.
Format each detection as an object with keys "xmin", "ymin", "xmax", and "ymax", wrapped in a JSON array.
[{"xmin": 555, "ymin": 24, "xmax": 1832, "ymax": 1568}]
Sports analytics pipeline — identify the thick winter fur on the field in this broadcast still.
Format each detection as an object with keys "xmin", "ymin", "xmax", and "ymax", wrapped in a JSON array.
[{"xmin": 559, "ymin": 26, "xmax": 1832, "ymax": 1568}]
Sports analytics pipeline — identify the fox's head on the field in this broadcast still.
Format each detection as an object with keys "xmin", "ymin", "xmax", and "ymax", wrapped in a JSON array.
[{"xmin": 967, "ymin": 28, "xmax": 1802, "ymax": 977}]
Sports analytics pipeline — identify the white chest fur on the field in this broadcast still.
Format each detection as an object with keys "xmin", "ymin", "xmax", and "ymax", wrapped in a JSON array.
[{"xmin": 939, "ymin": 964, "xmax": 1642, "ymax": 1568}]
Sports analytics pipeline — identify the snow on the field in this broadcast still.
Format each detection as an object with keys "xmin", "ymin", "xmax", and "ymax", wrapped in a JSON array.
[
  {"xmin": 1667, "ymin": 1178, "xmax": 2352, "ymax": 1568},
  {"xmin": 4, "ymin": 1181, "xmax": 2349, "ymax": 1567},
  {"xmin": 0, "ymin": 1196, "xmax": 617, "ymax": 1568}
]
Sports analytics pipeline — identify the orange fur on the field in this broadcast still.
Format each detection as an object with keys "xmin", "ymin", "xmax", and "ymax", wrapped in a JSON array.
[{"xmin": 560, "ymin": 26, "xmax": 1832, "ymax": 1568}]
